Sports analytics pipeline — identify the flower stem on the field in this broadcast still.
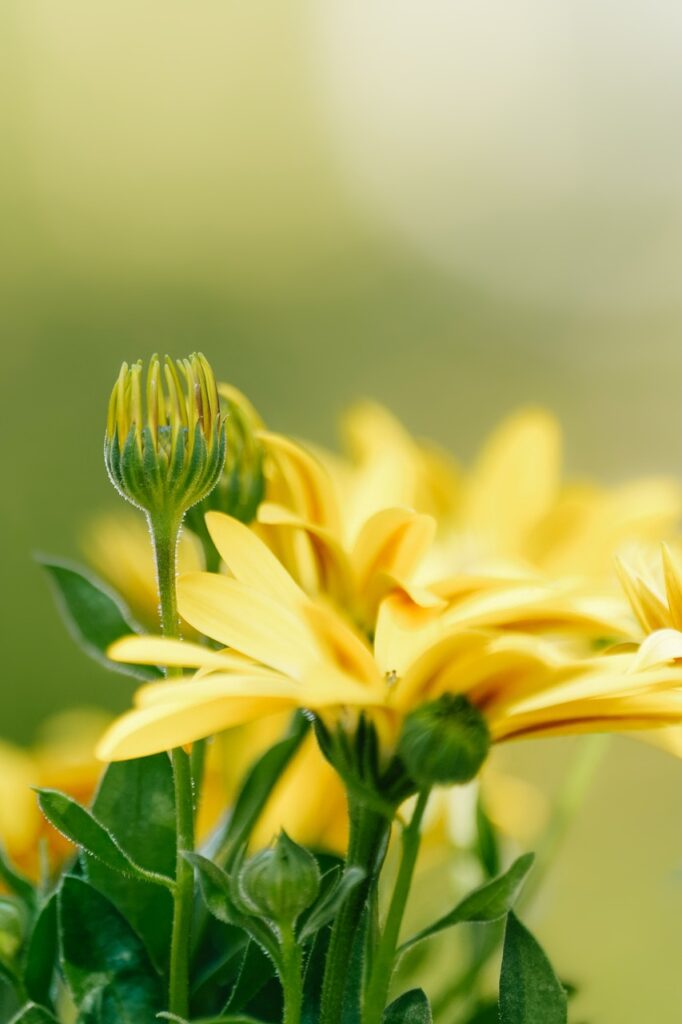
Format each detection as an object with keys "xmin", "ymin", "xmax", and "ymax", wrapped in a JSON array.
[
  {"xmin": 280, "ymin": 923, "xmax": 303, "ymax": 1024},
  {"xmin": 363, "ymin": 788, "xmax": 430, "ymax": 1024},
  {"xmin": 320, "ymin": 797, "xmax": 391, "ymax": 1024},
  {"xmin": 149, "ymin": 512, "xmax": 196, "ymax": 1019}
]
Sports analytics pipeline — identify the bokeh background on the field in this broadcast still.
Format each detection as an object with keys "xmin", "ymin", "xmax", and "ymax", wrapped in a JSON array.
[{"xmin": 3, "ymin": 3, "xmax": 682, "ymax": 1020}]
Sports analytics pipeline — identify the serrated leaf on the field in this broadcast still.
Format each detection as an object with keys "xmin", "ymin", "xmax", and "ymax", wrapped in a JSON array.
[
  {"xmin": 23, "ymin": 894, "xmax": 58, "ymax": 1007},
  {"xmin": 299, "ymin": 866, "xmax": 366, "ymax": 941},
  {"xmin": 58, "ymin": 876, "xmax": 163, "ymax": 1023},
  {"xmin": 399, "ymin": 854, "xmax": 534, "ymax": 954},
  {"xmin": 9, "ymin": 1005, "xmax": 59, "ymax": 1023},
  {"xmin": 38, "ymin": 557, "xmax": 161, "ymax": 681},
  {"xmin": 499, "ymin": 913, "xmax": 567, "ymax": 1024},
  {"xmin": 0, "ymin": 846, "xmax": 35, "ymax": 911},
  {"xmin": 85, "ymin": 755, "xmax": 176, "ymax": 973},
  {"xmin": 215, "ymin": 715, "xmax": 308, "ymax": 869},
  {"xmin": 36, "ymin": 789, "xmax": 173, "ymax": 889},
  {"xmin": 383, "ymin": 988, "xmax": 432, "ymax": 1023}
]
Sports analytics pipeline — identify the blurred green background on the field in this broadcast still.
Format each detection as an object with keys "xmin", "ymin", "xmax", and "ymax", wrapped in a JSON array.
[{"xmin": 2, "ymin": 3, "xmax": 682, "ymax": 1020}]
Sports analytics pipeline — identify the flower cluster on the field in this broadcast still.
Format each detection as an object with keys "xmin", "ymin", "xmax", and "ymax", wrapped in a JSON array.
[{"xmin": 4, "ymin": 353, "xmax": 682, "ymax": 1024}]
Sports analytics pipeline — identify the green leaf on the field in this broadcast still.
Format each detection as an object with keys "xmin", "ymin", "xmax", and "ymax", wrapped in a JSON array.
[
  {"xmin": 301, "ymin": 927, "xmax": 329, "ymax": 1024},
  {"xmin": 23, "ymin": 894, "xmax": 58, "ymax": 1007},
  {"xmin": 158, "ymin": 1015, "xmax": 265, "ymax": 1023},
  {"xmin": 476, "ymin": 797, "xmax": 500, "ymax": 878},
  {"xmin": 0, "ymin": 846, "xmax": 35, "ymax": 911},
  {"xmin": 299, "ymin": 866, "xmax": 366, "ymax": 941},
  {"xmin": 9, "ymin": 1005, "xmax": 60, "ymax": 1023},
  {"xmin": 499, "ymin": 913, "xmax": 567, "ymax": 1024},
  {"xmin": 38, "ymin": 557, "xmax": 161, "ymax": 681},
  {"xmin": 85, "ymin": 755, "xmax": 176, "ymax": 973},
  {"xmin": 58, "ymin": 876, "xmax": 163, "ymax": 1023},
  {"xmin": 399, "ymin": 853, "xmax": 534, "ymax": 954},
  {"xmin": 223, "ymin": 940, "xmax": 276, "ymax": 1014},
  {"xmin": 383, "ymin": 989, "xmax": 433, "ymax": 1023},
  {"xmin": 215, "ymin": 714, "xmax": 309, "ymax": 869},
  {"xmin": 36, "ymin": 789, "xmax": 173, "ymax": 889}
]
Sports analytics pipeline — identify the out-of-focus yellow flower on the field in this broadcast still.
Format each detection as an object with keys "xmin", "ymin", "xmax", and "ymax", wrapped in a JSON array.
[
  {"xmin": 98, "ymin": 513, "xmax": 682, "ymax": 764},
  {"xmin": 329, "ymin": 402, "xmax": 681, "ymax": 586}
]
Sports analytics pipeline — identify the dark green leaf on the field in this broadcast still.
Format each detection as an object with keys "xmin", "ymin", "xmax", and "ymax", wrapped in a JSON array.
[
  {"xmin": 299, "ymin": 866, "xmax": 365, "ymax": 941},
  {"xmin": 158, "ymin": 1014, "xmax": 265, "ymax": 1023},
  {"xmin": 23, "ymin": 894, "xmax": 58, "ymax": 1007},
  {"xmin": 0, "ymin": 846, "xmax": 35, "ymax": 911},
  {"xmin": 499, "ymin": 913, "xmax": 567, "ymax": 1024},
  {"xmin": 85, "ymin": 755, "xmax": 176, "ymax": 973},
  {"xmin": 9, "ymin": 1005, "xmax": 59, "ymax": 1023},
  {"xmin": 301, "ymin": 927, "xmax": 329, "ymax": 1024},
  {"xmin": 215, "ymin": 715, "xmax": 308, "ymax": 869},
  {"xmin": 476, "ymin": 797, "xmax": 500, "ymax": 878},
  {"xmin": 38, "ymin": 557, "xmax": 161, "ymax": 681},
  {"xmin": 383, "ymin": 989, "xmax": 433, "ymax": 1023},
  {"xmin": 399, "ymin": 854, "xmax": 534, "ymax": 954},
  {"xmin": 58, "ymin": 876, "xmax": 163, "ymax": 1024},
  {"xmin": 223, "ymin": 940, "xmax": 276, "ymax": 1014},
  {"xmin": 36, "ymin": 789, "xmax": 173, "ymax": 889}
]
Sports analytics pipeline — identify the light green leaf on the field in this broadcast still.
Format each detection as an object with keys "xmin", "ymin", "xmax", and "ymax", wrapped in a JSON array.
[
  {"xmin": 58, "ymin": 876, "xmax": 163, "ymax": 1024},
  {"xmin": 85, "ymin": 755, "xmax": 176, "ymax": 973},
  {"xmin": 38, "ymin": 557, "xmax": 161, "ymax": 681},
  {"xmin": 23, "ymin": 893, "xmax": 58, "ymax": 1007},
  {"xmin": 383, "ymin": 989, "xmax": 432, "ymax": 1023},
  {"xmin": 9, "ymin": 1005, "xmax": 59, "ymax": 1023},
  {"xmin": 399, "ymin": 854, "xmax": 534, "ymax": 954},
  {"xmin": 299, "ymin": 866, "xmax": 366, "ymax": 941},
  {"xmin": 215, "ymin": 714, "xmax": 308, "ymax": 869},
  {"xmin": 36, "ymin": 789, "xmax": 173, "ymax": 889},
  {"xmin": 499, "ymin": 912, "xmax": 567, "ymax": 1024}
]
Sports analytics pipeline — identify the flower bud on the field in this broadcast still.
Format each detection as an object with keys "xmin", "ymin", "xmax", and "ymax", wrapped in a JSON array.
[
  {"xmin": 104, "ymin": 353, "xmax": 226, "ymax": 520},
  {"xmin": 186, "ymin": 383, "xmax": 265, "ymax": 539},
  {"xmin": 238, "ymin": 831, "xmax": 320, "ymax": 927},
  {"xmin": 398, "ymin": 694, "xmax": 490, "ymax": 788}
]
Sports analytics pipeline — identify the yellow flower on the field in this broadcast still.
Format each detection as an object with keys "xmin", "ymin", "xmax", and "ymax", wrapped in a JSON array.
[
  {"xmin": 97, "ymin": 514, "xmax": 682, "ymax": 764},
  {"xmin": 328, "ymin": 402, "xmax": 681, "ymax": 584}
]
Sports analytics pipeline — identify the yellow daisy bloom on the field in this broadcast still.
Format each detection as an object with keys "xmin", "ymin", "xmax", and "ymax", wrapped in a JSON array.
[{"xmin": 97, "ymin": 514, "xmax": 682, "ymax": 764}]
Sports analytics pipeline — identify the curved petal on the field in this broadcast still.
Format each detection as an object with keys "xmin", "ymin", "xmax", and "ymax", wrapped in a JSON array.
[
  {"xmin": 204, "ymin": 511, "xmax": 307, "ymax": 607},
  {"xmin": 633, "ymin": 628, "xmax": 682, "ymax": 670},
  {"xmin": 177, "ymin": 572, "xmax": 318, "ymax": 676},
  {"xmin": 261, "ymin": 431, "xmax": 341, "ymax": 533},
  {"xmin": 108, "ymin": 635, "xmax": 259, "ymax": 671},
  {"xmin": 352, "ymin": 508, "xmax": 436, "ymax": 593}
]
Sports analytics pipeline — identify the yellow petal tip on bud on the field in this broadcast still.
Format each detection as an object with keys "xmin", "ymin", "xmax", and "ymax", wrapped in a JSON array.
[{"xmin": 104, "ymin": 353, "xmax": 226, "ymax": 520}]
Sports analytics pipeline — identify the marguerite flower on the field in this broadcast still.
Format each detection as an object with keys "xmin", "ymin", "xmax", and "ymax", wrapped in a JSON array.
[{"xmin": 97, "ymin": 514, "xmax": 682, "ymax": 766}]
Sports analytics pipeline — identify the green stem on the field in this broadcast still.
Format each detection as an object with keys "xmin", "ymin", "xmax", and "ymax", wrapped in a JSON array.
[
  {"xmin": 364, "ymin": 789, "xmax": 430, "ymax": 1024},
  {"xmin": 320, "ymin": 796, "xmax": 392, "ymax": 1024},
  {"xmin": 280, "ymin": 923, "xmax": 303, "ymax": 1024},
  {"xmin": 149, "ymin": 512, "xmax": 196, "ymax": 1019}
]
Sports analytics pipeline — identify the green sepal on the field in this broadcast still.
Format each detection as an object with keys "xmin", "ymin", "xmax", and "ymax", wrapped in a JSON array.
[
  {"xmin": 58, "ymin": 876, "xmax": 164, "ymax": 1023},
  {"xmin": 499, "ymin": 912, "xmax": 567, "ymax": 1023},
  {"xmin": 84, "ymin": 755, "xmax": 176, "ymax": 974},
  {"xmin": 37, "ymin": 557, "xmax": 161, "ymax": 681},
  {"xmin": 8, "ymin": 1005, "xmax": 60, "ymax": 1023},
  {"xmin": 23, "ymin": 893, "xmax": 58, "ymax": 1007},
  {"xmin": 35, "ymin": 789, "xmax": 174, "ymax": 889},
  {"xmin": 383, "ymin": 989, "xmax": 433, "ymax": 1023},
  {"xmin": 399, "ymin": 853, "xmax": 534, "ymax": 954},
  {"xmin": 185, "ymin": 854, "xmax": 281, "ymax": 969}
]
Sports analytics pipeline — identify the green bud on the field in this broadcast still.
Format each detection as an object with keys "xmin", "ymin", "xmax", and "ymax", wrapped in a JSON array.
[
  {"xmin": 0, "ymin": 898, "xmax": 24, "ymax": 959},
  {"xmin": 398, "ymin": 694, "xmax": 490, "ymax": 788},
  {"xmin": 104, "ymin": 353, "xmax": 226, "ymax": 519},
  {"xmin": 185, "ymin": 383, "xmax": 265, "ymax": 541},
  {"xmin": 238, "ymin": 831, "xmax": 320, "ymax": 927}
]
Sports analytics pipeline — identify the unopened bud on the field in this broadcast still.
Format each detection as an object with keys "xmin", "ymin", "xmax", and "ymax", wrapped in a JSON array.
[
  {"xmin": 238, "ymin": 831, "xmax": 320, "ymax": 927},
  {"xmin": 104, "ymin": 353, "xmax": 225, "ymax": 519},
  {"xmin": 398, "ymin": 694, "xmax": 490, "ymax": 788}
]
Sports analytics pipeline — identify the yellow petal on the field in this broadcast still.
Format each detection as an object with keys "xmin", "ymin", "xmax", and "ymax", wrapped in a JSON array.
[
  {"xmin": 301, "ymin": 602, "xmax": 381, "ymax": 688},
  {"xmin": 204, "ymin": 512, "xmax": 307, "ymax": 607},
  {"xmin": 352, "ymin": 508, "xmax": 436, "ymax": 593},
  {"xmin": 96, "ymin": 695, "xmax": 299, "ymax": 761},
  {"xmin": 108, "ymin": 635, "xmax": 259, "ymax": 671},
  {"xmin": 633, "ymin": 628, "xmax": 682, "ymax": 670},
  {"xmin": 662, "ymin": 544, "xmax": 682, "ymax": 630},
  {"xmin": 261, "ymin": 431, "xmax": 340, "ymax": 533},
  {"xmin": 177, "ymin": 572, "xmax": 318, "ymax": 676}
]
